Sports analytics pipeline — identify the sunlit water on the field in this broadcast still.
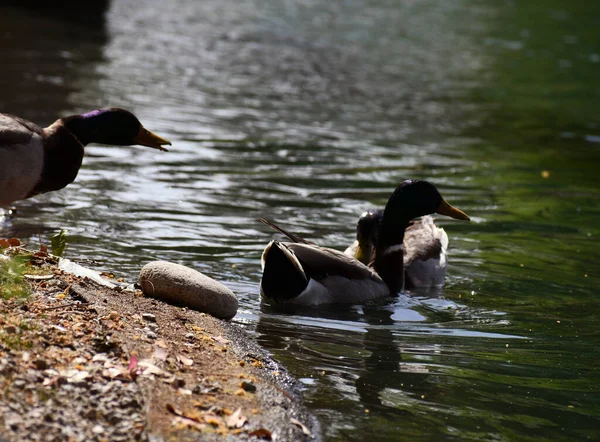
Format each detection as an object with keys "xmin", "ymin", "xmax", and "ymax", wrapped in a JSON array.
[{"xmin": 1, "ymin": 0, "xmax": 599, "ymax": 440}]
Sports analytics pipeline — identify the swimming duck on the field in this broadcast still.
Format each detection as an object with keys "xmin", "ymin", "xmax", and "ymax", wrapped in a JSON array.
[
  {"xmin": 259, "ymin": 180, "xmax": 470, "ymax": 306},
  {"xmin": 0, "ymin": 108, "xmax": 170, "ymax": 206},
  {"xmin": 344, "ymin": 210, "xmax": 455, "ymax": 289}
]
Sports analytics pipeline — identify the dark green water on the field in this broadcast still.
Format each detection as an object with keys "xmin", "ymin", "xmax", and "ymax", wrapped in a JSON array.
[{"xmin": 1, "ymin": 1, "xmax": 599, "ymax": 440}]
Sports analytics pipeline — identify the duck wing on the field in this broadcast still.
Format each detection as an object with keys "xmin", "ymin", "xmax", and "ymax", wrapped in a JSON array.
[
  {"xmin": 286, "ymin": 242, "xmax": 382, "ymax": 282},
  {"xmin": 0, "ymin": 114, "xmax": 43, "ymax": 145}
]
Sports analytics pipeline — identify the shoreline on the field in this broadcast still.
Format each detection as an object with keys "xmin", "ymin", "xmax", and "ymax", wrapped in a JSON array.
[{"xmin": 0, "ymin": 247, "xmax": 318, "ymax": 441}]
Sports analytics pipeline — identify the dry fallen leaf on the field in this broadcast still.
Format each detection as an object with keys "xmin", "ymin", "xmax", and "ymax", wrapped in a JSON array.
[
  {"xmin": 92, "ymin": 353, "xmax": 108, "ymax": 363},
  {"xmin": 166, "ymin": 403, "xmax": 183, "ymax": 416},
  {"xmin": 155, "ymin": 339, "xmax": 168, "ymax": 349},
  {"xmin": 102, "ymin": 367, "xmax": 125, "ymax": 379},
  {"xmin": 172, "ymin": 416, "xmax": 206, "ymax": 432},
  {"xmin": 177, "ymin": 354, "xmax": 194, "ymax": 366},
  {"xmin": 211, "ymin": 336, "xmax": 229, "ymax": 345},
  {"xmin": 290, "ymin": 417, "xmax": 313, "ymax": 437},
  {"xmin": 68, "ymin": 370, "xmax": 90, "ymax": 383},
  {"xmin": 152, "ymin": 347, "xmax": 168, "ymax": 361},
  {"xmin": 226, "ymin": 408, "xmax": 248, "ymax": 429},
  {"xmin": 23, "ymin": 274, "xmax": 54, "ymax": 281},
  {"xmin": 8, "ymin": 238, "xmax": 20, "ymax": 247},
  {"xmin": 205, "ymin": 415, "xmax": 221, "ymax": 427},
  {"xmin": 138, "ymin": 360, "xmax": 167, "ymax": 376}
]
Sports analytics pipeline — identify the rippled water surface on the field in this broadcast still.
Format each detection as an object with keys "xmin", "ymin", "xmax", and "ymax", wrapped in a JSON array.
[{"xmin": 1, "ymin": 1, "xmax": 599, "ymax": 440}]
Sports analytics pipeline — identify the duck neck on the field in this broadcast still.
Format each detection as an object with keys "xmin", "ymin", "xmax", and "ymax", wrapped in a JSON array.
[
  {"xmin": 62, "ymin": 115, "xmax": 95, "ymax": 146},
  {"xmin": 373, "ymin": 216, "xmax": 412, "ymax": 294}
]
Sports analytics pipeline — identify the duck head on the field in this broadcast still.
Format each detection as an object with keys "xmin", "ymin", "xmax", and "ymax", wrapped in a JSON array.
[
  {"xmin": 374, "ymin": 180, "xmax": 469, "ymax": 293},
  {"xmin": 354, "ymin": 209, "xmax": 383, "ymax": 264},
  {"xmin": 63, "ymin": 108, "xmax": 171, "ymax": 151}
]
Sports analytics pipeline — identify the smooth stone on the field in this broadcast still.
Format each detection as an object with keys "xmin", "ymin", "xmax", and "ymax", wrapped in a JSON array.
[
  {"xmin": 141, "ymin": 313, "xmax": 157, "ymax": 323},
  {"xmin": 139, "ymin": 261, "xmax": 238, "ymax": 320}
]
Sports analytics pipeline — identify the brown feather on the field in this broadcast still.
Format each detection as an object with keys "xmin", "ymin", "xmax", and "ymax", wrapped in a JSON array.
[
  {"xmin": 258, "ymin": 218, "xmax": 315, "ymax": 245},
  {"xmin": 285, "ymin": 243, "xmax": 383, "ymax": 282}
]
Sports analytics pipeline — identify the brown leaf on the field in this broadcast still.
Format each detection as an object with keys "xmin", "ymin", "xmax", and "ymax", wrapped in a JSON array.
[
  {"xmin": 249, "ymin": 428, "xmax": 272, "ymax": 440},
  {"xmin": 226, "ymin": 408, "xmax": 247, "ymax": 429},
  {"xmin": 205, "ymin": 414, "xmax": 221, "ymax": 427},
  {"xmin": 290, "ymin": 417, "xmax": 313, "ymax": 437},
  {"xmin": 166, "ymin": 403, "xmax": 183, "ymax": 416},
  {"xmin": 172, "ymin": 416, "xmax": 205, "ymax": 431},
  {"xmin": 155, "ymin": 339, "xmax": 168, "ymax": 348},
  {"xmin": 0, "ymin": 239, "xmax": 9, "ymax": 249},
  {"xmin": 8, "ymin": 238, "xmax": 20, "ymax": 247}
]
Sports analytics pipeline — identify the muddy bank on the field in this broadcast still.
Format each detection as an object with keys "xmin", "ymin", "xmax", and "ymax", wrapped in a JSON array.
[{"xmin": 0, "ymin": 250, "xmax": 319, "ymax": 441}]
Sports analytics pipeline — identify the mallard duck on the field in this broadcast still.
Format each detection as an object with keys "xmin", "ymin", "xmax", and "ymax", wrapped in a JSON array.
[
  {"xmin": 259, "ymin": 180, "xmax": 470, "ymax": 306},
  {"xmin": 0, "ymin": 108, "xmax": 170, "ymax": 206},
  {"xmin": 344, "ymin": 210, "xmax": 454, "ymax": 289}
]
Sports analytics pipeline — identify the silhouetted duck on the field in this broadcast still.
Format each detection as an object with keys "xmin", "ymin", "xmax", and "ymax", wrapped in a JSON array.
[
  {"xmin": 0, "ymin": 108, "xmax": 170, "ymax": 206},
  {"xmin": 259, "ymin": 180, "xmax": 470, "ymax": 306},
  {"xmin": 344, "ymin": 208, "xmax": 459, "ymax": 288}
]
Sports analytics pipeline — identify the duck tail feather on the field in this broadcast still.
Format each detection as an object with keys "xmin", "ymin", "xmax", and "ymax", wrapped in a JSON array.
[
  {"xmin": 258, "ymin": 217, "xmax": 314, "ymax": 245},
  {"xmin": 260, "ymin": 241, "xmax": 309, "ymax": 301}
]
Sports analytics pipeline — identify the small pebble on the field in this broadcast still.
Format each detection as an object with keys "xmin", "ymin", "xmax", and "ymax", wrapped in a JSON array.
[
  {"xmin": 146, "ymin": 323, "xmax": 159, "ymax": 331},
  {"xmin": 92, "ymin": 424, "xmax": 104, "ymax": 434},
  {"xmin": 241, "ymin": 380, "xmax": 257, "ymax": 393},
  {"xmin": 172, "ymin": 378, "xmax": 186, "ymax": 389},
  {"xmin": 141, "ymin": 313, "xmax": 156, "ymax": 323},
  {"xmin": 33, "ymin": 359, "xmax": 48, "ymax": 370}
]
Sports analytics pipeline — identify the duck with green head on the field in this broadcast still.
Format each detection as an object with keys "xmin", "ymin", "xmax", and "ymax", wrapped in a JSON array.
[
  {"xmin": 0, "ymin": 108, "xmax": 170, "ymax": 206},
  {"xmin": 259, "ymin": 180, "xmax": 470, "ymax": 306}
]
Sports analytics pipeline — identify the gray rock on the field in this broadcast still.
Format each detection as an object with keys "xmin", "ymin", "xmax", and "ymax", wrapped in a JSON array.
[
  {"xmin": 142, "ymin": 313, "xmax": 157, "ymax": 322},
  {"xmin": 139, "ymin": 261, "xmax": 238, "ymax": 320}
]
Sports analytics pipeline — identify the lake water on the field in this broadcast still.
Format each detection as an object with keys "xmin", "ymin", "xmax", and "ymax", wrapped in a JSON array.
[{"xmin": 1, "ymin": 1, "xmax": 599, "ymax": 440}]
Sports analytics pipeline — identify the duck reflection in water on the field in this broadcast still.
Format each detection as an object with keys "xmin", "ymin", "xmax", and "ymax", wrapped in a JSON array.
[{"xmin": 256, "ymin": 296, "xmax": 452, "ymax": 430}]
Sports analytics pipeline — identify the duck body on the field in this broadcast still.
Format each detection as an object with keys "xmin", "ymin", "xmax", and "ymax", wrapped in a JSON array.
[
  {"xmin": 0, "ymin": 108, "xmax": 170, "ymax": 206},
  {"xmin": 259, "ymin": 180, "xmax": 470, "ymax": 306},
  {"xmin": 344, "ymin": 213, "xmax": 450, "ymax": 289},
  {"xmin": 261, "ymin": 240, "xmax": 389, "ymax": 306},
  {"xmin": 0, "ymin": 114, "xmax": 48, "ymax": 206},
  {"xmin": 403, "ymin": 216, "xmax": 449, "ymax": 288}
]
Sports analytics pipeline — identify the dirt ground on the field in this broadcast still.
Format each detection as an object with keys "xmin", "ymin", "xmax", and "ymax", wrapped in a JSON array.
[{"xmin": 0, "ymin": 249, "xmax": 318, "ymax": 441}]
